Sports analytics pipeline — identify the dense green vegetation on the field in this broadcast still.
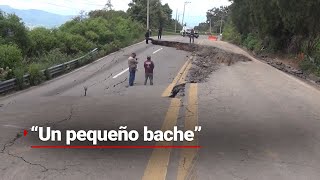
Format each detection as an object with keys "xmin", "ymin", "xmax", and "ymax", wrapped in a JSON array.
[
  {"xmin": 0, "ymin": 9, "xmax": 144, "ymax": 82},
  {"xmin": 200, "ymin": 1, "xmax": 320, "ymax": 76},
  {"xmin": 0, "ymin": 1, "xmax": 181, "ymax": 83},
  {"xmin": 195, "ymin": 6, "xmax": 229, "ymax": 34},
  {"xmin": 127, "ymin": 0, "xmax": 182, "ymax": 32}
]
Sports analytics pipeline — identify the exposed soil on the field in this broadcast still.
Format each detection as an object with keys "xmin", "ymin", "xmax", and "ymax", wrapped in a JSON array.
[
  {"xmin": 152, "ymin": 40, "xmax": 251, "ymax": 83},
  {"xmin": 257, "ymin": 54, "xmax": 320, "ymax": 84}
]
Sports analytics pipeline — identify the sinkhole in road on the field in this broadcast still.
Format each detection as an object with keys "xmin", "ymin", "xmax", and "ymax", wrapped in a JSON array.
[
  {"xmin": 152, "ymin": 40, "xmax": 252, "ymax": 83},
  {"xmin": 169, "ymin": 83, "xmax": 186, "ymax": 98}
]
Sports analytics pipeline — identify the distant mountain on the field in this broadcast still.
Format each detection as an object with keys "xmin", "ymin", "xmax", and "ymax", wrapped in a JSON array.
[{"xmin": 0, "ymin": 5, "xmax": 74, "ymax": 28}]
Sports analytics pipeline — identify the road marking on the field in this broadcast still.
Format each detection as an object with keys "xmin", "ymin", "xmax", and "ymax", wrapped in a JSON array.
[
  {"xmin": 3, "ymin": 125, "xmax": 30, "ymax": 129},
  {"xmin": 178, "ymin": 60, "xmax": 193, "ymax": 84},
  {"xmin": 177, "ymin": 83, "xmax": 199, "ymax": 180},
  {"xmin": 162, "ymin": 57, "xmax": 193, "ymax": 97},
  {"xmin": 153, "ymin": 48, "xmax": 163, "ymax": 54},
  {"xmin": 3, "ymin": 124, "xmax": 24, "ymax": 129},
  {"xmin": 142, "ymin": 98, "xmax": 181, "ymax": 180},
  {"xmin": 143, "ymin": 57, "xmax": 195, "ymax": 179},
  {"xmin": 113, "ymin": 68, "xmax": 129, "ymax": 79}
]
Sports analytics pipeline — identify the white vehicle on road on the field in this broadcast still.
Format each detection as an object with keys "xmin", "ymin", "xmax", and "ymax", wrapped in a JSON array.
[
  {"xmin": 180, "ymin": 26, "xmax": 192, "ymax": 37},
  {"xmin": 180, "ymin": 26, "xmax": 199, "ymax": 38}
]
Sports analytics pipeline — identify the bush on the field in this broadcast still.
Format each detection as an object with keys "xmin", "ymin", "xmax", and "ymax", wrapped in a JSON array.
[
  {"xmin": 28, "ymin": 63, "xmax": 44, "ymax": 86},
  {"xmin": 313, "ymin": 40, "xmax": 320, "ymax": 66},
  {"xmin": 102, "ymin": 44, "xmax": 113, "ymax": 55},
  {"xmin": 299, "ymin": 56, "xmax": 320, "ymax": 77},
  {"xmin": 0, "ymin": 67, "xmax": 12, "ymax": 81},
  {"xmin": 299, "ymin": 39, "xmax": 320, "ymax": 77},
  {"xmin": 243, "ymin": 33, "xmax": 263, "ymax": 53},
  {"xmin": 0, "ymin": 44, "xmax": 23, "ymax": 69},
  {"xmin": 261, "ymin": 36, "xmax": 280, "ymax": 53},
  {"xmin": 300, "ymin": 59, "xmax": 314, "ymax": 73},
  {"xmin": 44, "ymin": 68, "xmax": 52, "ymax": 80},
  {"xmin": 13, "ymin": 67, "xmax": 25, "ymax": 90},
  {"xmin": 287, "ymin": 36, "xmax": 304, "ymax": 54},
  {"xmin": 32, "ymin": 49, "xmax": 70, "ymax": 68},
  {"xmin": 223, "ymin": 21, "xmax": 242, "ymax": 45}
]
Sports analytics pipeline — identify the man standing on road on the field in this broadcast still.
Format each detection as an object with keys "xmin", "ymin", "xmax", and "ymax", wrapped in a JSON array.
[
  {"xmin": 158, "ymin": 27, "xmax": 163, "ymax": 40},
  {"xmin": 144, "ymin": 56, "xmax": 155, "ymax": 85},
  {"xmin": 190, "ymin": 29, "xmax": 195, "ymax": 43},
  {"xmin": 145, "ymin": 30, "xmax": 150, "ymax": 44},
  {"xmin": 128, "ymin": 53, "xmax": 138, "ymax": 86}
]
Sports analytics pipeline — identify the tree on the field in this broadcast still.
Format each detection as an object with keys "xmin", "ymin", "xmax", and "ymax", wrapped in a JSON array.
[
  {"xmin": 28, "ymin": 27, "xmax": 58, "ymax": 56},
  {"xmin": 206, "ymin": 6, "xmax": 229, "ymax": 33},
  {"xmin": 104, "ymin": 0, "xmax": 113, "ymax": 11},
  {"xmin": 227, "ymin": 0, "xmax": 320, "ymax": 53},
  {"xmin": 194, "ymin": 22, "xmax": 210, "ymax": 33},
  {"xmin": 127, "ymin": 0, "xmax": 173, "ymax": 29},
  {"xmin": 0, "ymin": 11, "xmax": 30, "ymax": 55},
  {"xmin": 275, "ymin": 0, "xmax": 320, "ymax": 53},
  {"xmin": 88, "ymin": 10, "xmax": 128, "ymax": 19},
  {"xmin": 0, "ymin": 7, "xmax": 145, "ymax": 78}
]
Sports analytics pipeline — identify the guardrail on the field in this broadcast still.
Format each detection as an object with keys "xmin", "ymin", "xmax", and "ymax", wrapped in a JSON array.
[{"xmin": 0, "ymin": 48, "xmax": 98, "ymax": 94}]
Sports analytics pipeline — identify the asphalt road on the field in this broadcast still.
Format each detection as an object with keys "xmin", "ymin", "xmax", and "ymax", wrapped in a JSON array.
[{"xmin": 1, "ymin": 35, "xmax": 320, "ymax": 180}]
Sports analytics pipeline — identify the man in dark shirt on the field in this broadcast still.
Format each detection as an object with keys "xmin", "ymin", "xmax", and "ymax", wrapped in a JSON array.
[
  {"xmin": 145, "ymin": 30, "xmax": 150, "ymax": 44},
  {"xmin": 158, "ymin": 27, "xmax": 163, "ymax": 40},
  {"xmin": 190, "ymin": 29, "xmax": 195, "ymax": 43},
  {"xmin": 144, "ymin": 56, "xmax": 155, "ymax": 85}
]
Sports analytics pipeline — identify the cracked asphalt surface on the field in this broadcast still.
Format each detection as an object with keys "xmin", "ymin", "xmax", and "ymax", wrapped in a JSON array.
[{"xmin": 1, "ymin": 36, "xmax": 320, "ymax": 180}]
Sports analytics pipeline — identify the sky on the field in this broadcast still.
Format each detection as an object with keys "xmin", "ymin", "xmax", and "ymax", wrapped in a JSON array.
[{"xmin": 0, "ymin": 0, "xmax": 231, "ymax": 27}]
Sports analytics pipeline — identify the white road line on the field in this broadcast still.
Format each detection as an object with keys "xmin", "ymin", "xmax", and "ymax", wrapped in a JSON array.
[
  {"xmin": 3, "ymin": 125, "xmax": 30, "ymax": 129},
  {"xmin": 113, "ymin": 68, "xmax": 129, "ymax": 79},
  {"xmin": 153, "ymin": 48, "xmax": 163, "ymax": 54}
]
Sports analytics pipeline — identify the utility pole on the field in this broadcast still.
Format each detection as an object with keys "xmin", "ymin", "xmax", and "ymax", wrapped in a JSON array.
[
  {"xmin": 175, "ymin": 9, "xmax": 178, "ymax": 33},
  {"xmin": 182, "ymin": 1, "xmax": 190, "ymax": 28},
  {"xmin": 219, "ymin": 14, "xmax": 223, "ymax": 35},
  {"xmin": 177, "ymin": 14, "xmax": 180, "ymax": 32},
  {"xmin": 147, "ymin": 0, "xmax": 150, "ymax": 31},
  {"xmin": 210, "ymin": 18, "xmax": 212, "ymax": 34}
]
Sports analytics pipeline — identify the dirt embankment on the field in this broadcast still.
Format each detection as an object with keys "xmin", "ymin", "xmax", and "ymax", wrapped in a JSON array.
[
  {"xmin": 152, "ymin": 40, "xmax": 251, "ymax": 83},
  {"xmin": 257, "ymin": 54, "xmax": 320, "ymax": 84}
]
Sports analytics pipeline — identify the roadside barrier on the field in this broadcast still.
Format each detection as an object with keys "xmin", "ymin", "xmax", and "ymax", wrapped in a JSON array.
[
  {"xmin": 0, "ymin": 48, "xmax": 98, "ymax": 94},
  {"xmin": 208, "ymin": 35, "xmax": 218, "ymax": 41}
]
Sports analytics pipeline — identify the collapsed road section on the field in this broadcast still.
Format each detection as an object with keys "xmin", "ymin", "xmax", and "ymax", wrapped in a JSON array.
[{"xmin": 152, "ymin": 40, "xmax": 251, "ymax": 83}]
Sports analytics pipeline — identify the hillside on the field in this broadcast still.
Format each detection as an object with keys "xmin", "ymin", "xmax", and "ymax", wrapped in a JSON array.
[{"xmin": 0, "ymin": 5, "xmax": 73, "ymax": 28}]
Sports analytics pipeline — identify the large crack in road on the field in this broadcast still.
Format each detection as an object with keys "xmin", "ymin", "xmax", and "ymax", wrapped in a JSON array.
[
  {"xmin": 0, "ymin": 132, "xmax": 52, "ymax": 172},
  {"xmin": 154, "ymin": 40, "xmax": 252, "ymax": 98},
  {"xmin": 152, "ymin": 40, "xmax": 251, "ymax": 83},
  {"xmin": 1, "ymin": 133, "xmax": 22, "ymax": 153},
  {"xmin": 0, "ymin": 106, "xmax": 75, "ymax": 173}
]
